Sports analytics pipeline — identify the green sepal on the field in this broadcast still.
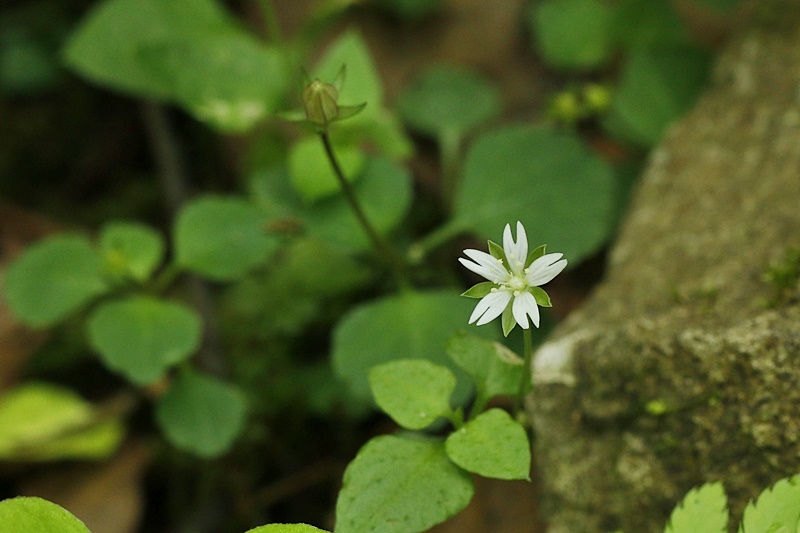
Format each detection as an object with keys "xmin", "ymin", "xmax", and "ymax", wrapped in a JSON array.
[
  {"xmin": 461, "ymin": 282, "xmax": 496, "ymax": 299},
  {"xmin": 487, "ymin": 240, "xmax": 508, "ymax": 266},
  {"xmin": 501, "ymin": 305, "xmax": 516, "ymax": 337},
  {"xmin": 336, "ymin": 102, "xmax": 368, "ymax": 121},
  {"xmin": 528, "ymin": 286, "xmax": 552, "ymax": 307},
  {"xmin": 526, "ymin": 244, "xmax": 547, "ymax": 268}
]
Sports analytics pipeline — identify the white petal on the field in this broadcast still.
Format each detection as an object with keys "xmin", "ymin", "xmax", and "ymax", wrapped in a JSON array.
[
  {"xmin": 503, "ymin": 221, "xmax": 528, "ymax": 275},
  {"xmin": 526, "ymin": 253, "xmax": 568, "ymax": 286},
  {"xmin": 469, "ymin": 290, "xmax": 512, "ymax": 326},
  {"xmin": 461, "ymin": 249, "xmax": 510, "ymax": 283},
  {"xmin": 512, "ymin": 290, "xmax": 540, "ymax": 329}
]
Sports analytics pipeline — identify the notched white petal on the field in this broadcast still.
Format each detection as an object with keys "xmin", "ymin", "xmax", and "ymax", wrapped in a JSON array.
[
  {"xmin": 470, "ymin": 290, "xmax": 511, "ymax": 326},
  {"xmin": 526, "ymin": 254, "xmax": 568, "ymax": 286},
  {"xmin": 512, "ymin": 291, "xmax": 539, "ymax": 329}
]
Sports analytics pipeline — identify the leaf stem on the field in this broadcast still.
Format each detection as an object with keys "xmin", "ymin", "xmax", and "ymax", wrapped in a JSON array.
[
  {"xmin": 514, "ymin": 327, "xmax": 534, "ymax": 416},
  {"xmin": 319, "ymin": 132, "xmax": 409, "ymax": 286},
  {"xmin": 439, "ymin": 129, "xmax": 462, "ymax": 212},
  {"xmin": 407, "ymin": 220, "xmax": 466, "ymax": 264}
]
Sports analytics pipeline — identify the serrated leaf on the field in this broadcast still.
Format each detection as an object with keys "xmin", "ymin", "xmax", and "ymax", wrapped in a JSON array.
[
  {"xmin": 739, "ymin": 475, "xmax": 800, "ymax": 533},
  {"xmin": 246, "ymin": 525, "xmax": 329, "ymax": 533},
  {"xmin": 370, "ymin": 360, "xmax": 456, "ymax": 430},
  {"xmin": 332, "ymin": 290, "xmax": 499, "ymax": 404},
  {"xmin": 335, "ymin": 435, "xmax": 474, "ymax": 533},
  {"xmin": 174, "ymin": 195, "xmax": 278, "ymax": 280},
  {"xmin": 446, "ymin": 333, "xmax": 523, "ymax": 399},
  {"xmin": 99, "ymin": 221, "xmax": 164, "ymax": 281},
  {"xmin": 0, "ymin": 383, "xmax": 124, "ymax": 461},
  {"xmin": 155, "ymin": 369, "xmax": 247, "ymax": 457},
  {"xmin": 397, "ymin": 64, "xmax": 500, "ymax": 136},
  {"xmin": 0, "ymin": 497, "xmax": 90, "ymax": 533},
  {"xmin": 531, "ymin": 0, "xmax": 613, "ymax": 70},
  {"xmin": 87, "ymin": 296, "xmax": 201, "ymax": 384},
  {"xmin": 287, "ymin": 136, "xmax": 364, "ymax": 203},
  {"xmin": 445, "ymin": 409, "xmax": 530, "ymax": 480},
  {"xmin": 453, "ymin": 125, "xmax": 615, "ymax": 264},
  {"xmin": 4, "ymin": 234, "xmax": 108, "ymax": 327},
  {"xmin": 665, "ymin": 482, "xmax": 728, "ymax": 533}
]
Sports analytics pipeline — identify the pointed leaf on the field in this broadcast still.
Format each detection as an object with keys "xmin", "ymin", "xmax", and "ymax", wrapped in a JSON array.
[
  {"xmin": 525, "ymin": 244, "xmax": 547, "ymax": 268},
  {"xmin": 446, "ymin": 333, "xmax": 523, "ymax": 399},
  {"xmin": 529, "ymin": 286, "xmax": 552, "ymax": 307},
  {"xmin": 488, "ymin": 240, "xmax": 508, "ymax": 264},
  {"xmin": 665, "ymin": 482, "xmax": 728, "ymax": 533},
  {"xmin": 501, "ymin": 305, "xmax": 516, "ymax": 337},
  {"xmin": 99, "ymin": 221, "xmax": 164, "ymax": 281},
  {"xmin": 336, "ymin": 435, "xmax": 474, "ymax": 533},
  {"xmin": 0, "ymin": 497, "xmax": 90, "ymax": 533},
  {"xmin": 155, "ymin": 369, "xmax": 247, "ymax": 457},
  {"xmin": 739, "ymin": 475, "xmax": 800, "ymax": 533},
  {"xmin": 370, "ymin": 360, "xmax": 456, "ymax": 430},
  {"xmin": 5, "ymin": 234, "xmax": 108, "ymax": 327},
  {"xmin": 461, "ymin": 282, "xmax": 495, "ymax": 299},
  {"xmin": 445, "ymin": 409, "xmax": 530, "ymax": 480},
  {"xmin": 87, "ymin": 296, "xmax": 201, "ymax": 385}
]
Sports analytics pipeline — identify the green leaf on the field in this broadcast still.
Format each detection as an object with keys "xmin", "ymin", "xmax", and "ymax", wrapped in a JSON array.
[
  {"xmin": 4, "ymin": 234, "xmax": 108, "ymax": 327},
  {"xmin": 373, "ymin": 0, "xmax": 442, "ymax": 18},
  {"xmin": 174, "ymin": 195, "xmax": 277, "ymax": 280},
  {"xmin": 461, "ymin": 282, "xmax": 495, "ymax": 299},
  {"xmin": 665, "ymin": 482, "xmax": 728, "ymax": 533},
  {"xmin": 397, "ymin": 64, "xmax": 501, "ymax": 136},
  {"xmin": 369, "ymin": 360, "xmax": 456, "ymax": 430},
  {"xmin": 155, "ymin": 368, "xmax": 247, "ymax": 458},
  {"xmin": 529, "ymin": 286, "xmax": 552, "ymax": 307},
  {"xmin": 87, "ymin": 296, "xmax": 201, "ymax": 385},
  {"xmin": 487, "ymin": 240, "xmax": 508, "ymax": 264},
  {"xmin": 287, "ymin": 136, "xmax": 365, "ymax": 203},
  {"xmin": 610, "ymin": 0, "xmax": 689, "ymax": 50},
  {"xmin": 603, "ymin": 45, "xmax": 710, "ymax": 147},
  {"xmin": 525, "ymin": 244, "xmax": 547, "ymax": 267},
  {"xmin": 332, "ymin": 290, "xmax": 499, "ymax": 403},
  {"xmin": 739, "ymin": 475, "xmax": 800, "ymax": 533},
  {"xmin": 0, "ymin": 497, "xmax": 90, "ymax": 533},
  {"xmin": 0, "ymin": 383, "xmax": 124, "ymax": 461},
  {"xmin": 335, "ymin": 435, "xmax": 474, "ymax": 533},
  {"xmin": 531, "ymin": 0, "xmax": 613, "ymax": 70},
  {"xmin": 99, "ymin": 221, "xmax": 164, "ymax": 281},
  {"xmin": 454, "ymin": 125, "xmax": 615, "ymax": 263},
  {"xmin": 501, "ymin": 305, "xmax": 516, "ymax": 337},
  {"xmin": 251, "ymin": 156, "xmax": 411, "ymax": 252},
  {"xmin": 446, "ymin": 333, "xmax": 523, "ymax": 399},
  {"xmin": 246, "ymin": 525, "xmax": 329, "ymax": 533},
  {"xmin": 445, "ymin": 409, "xmax": 530, "ymax": 480}
]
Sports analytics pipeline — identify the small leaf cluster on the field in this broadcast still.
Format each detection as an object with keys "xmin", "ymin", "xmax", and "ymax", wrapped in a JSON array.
[{"xmin": 335, "ymin": 333, "xmax": 530, "ymax": 532}]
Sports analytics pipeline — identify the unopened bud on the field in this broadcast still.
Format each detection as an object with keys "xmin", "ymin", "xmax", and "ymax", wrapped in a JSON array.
[{"xmin": 303, "ymin": 79, "xmax": 340, "ymax": 126}]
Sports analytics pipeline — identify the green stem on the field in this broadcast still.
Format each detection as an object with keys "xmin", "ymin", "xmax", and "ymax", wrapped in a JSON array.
[
  {"xmin": 407, "ymin": 220, "xmax": 466, "ymax": 264},
  {"xmin": 319, "ymin": 132, "xmax": 409, "ymax": 286},
  {"xmin": 258, "ymin": 0, "xmax": 283, "ymax": 44},
  {"xmin": 468, "ymin": 390, "xmax": 488, "ymax": 421},
  {"xmin": 439, "ymin": 129, "xmax": 462, "ymax": 212},
  {"xmin": 514, "ymin": 327, "xmax": 534, "ymax": 416}
]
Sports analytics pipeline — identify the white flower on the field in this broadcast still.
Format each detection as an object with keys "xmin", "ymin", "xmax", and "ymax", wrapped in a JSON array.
[{"xmin": 459, "ymin": 221, "xmax": 567, "ymax": 336}]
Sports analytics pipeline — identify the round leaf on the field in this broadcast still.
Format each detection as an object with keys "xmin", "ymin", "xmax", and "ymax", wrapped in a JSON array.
[
  {"xmin": 0, "ymin": 383, "xmax": 124, "ymax": 461},
  {"xmin": 369, "ymin": 360, "xmax": 456, "ymax": 430},
  {"xmin": 99, "ymin": 221, "xmax": 164, "ymax": 281},
  {"xmin": 155, "ymin": 369, "xmax": 247, "ymax": 457},
  {"xmin": 397, "ymin": 65, "xmax": 500, "ymax": 135},
  {"xmin": 445, "ymin": 408, "xmax": 530, "ymax": 480},
  {"xmin": 446, "ymin": 333, "xmax": 523, "ymax": 399},
  {"xmin": 0, "ymin": 497, "xmax": 90, "ymax": 533},
  {"xmin": 531, "ymin": 0, "xmax": 612, "ymax": 70},
  {"xmin": 332, "ymin": 290, "xmax": 498, "ymax": 403},
  {"xmin": 246, "ymin": 525, "xmax": 329, "ymax": 533},
  {"xmin": 174, "ymin": 195, "xmax": 277, "ymax": 280},
  {"xmin": 336, "ymin": 435, "xmax": 474, "ymax": 533},
  {"xmin": 87, "ymin": 296, "xmax": 201, "ymax": 384},
  {"xmin": 288, "ymin": 136, "xmax": 364, "ymax": 203},
  {"xmin": 454, "ymin": 125, "xmax": 615, "ymax": 263},
  {"xmin": 4, "ymin": 234, "xmax": 107, "ymax": 327}
]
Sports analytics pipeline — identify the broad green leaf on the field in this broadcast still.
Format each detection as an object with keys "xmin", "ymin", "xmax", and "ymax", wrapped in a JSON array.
[
  {"xmin": 446, "ymin": 333, "xmax": 523, "ymax": 399},
  {"xmin": 531, "ymin": 0, "xmax": 613, "ymax": 70},
  {"xmin": 250, "ymin": 156, "xmax": 411, "ymax": 251},
  {"xmin": 370, "ymin": 360, "xmax": 456, "ymax": 430},
  {"xmin": 174, "ymin": 195, "xmax": 277, "ymax": 280},
  {"xmin": 739, "ymin": 475, "xmax": 800, "ymax": 533},
  {"xmin": 0, "ymin": 497, "xmax": 90, "ymax": 533},
  {"xmin": 4, "ymin": 234, "xmax": 107, "ymax": 327},
  {"xmin": 246, "ymin": 525, "xmax": 329, "ymax": 533},
  {"xmin": 87, "ymin": 296, "xmax": 201, "ymax": 384},
  {"xmin": 155, "ymin": 368, "xmax": 247, "ymax": 457},
  {"xmin": 63, "ymin": 0, "xmax": 247, "ymax": 99},
  {"xmin": 604, "ymin": 45, "xmax": 710, "ymax": 147},
  {"xmin": 374, "ymin": 0, "xmax": 442, "ymax": 18},
  {"xmin": 665, "ymin": 482, "xmax": 728, "ymax": 533},
  {"xmin": 332, "ymin": 290, "xmax": 498, "ymax": 403},
  {"xmin": 453, "ymin": 125, "xmax": 615, "ymax": 263},
  {"xmin": 610, "ymin": 0, "xmax": 689, "ymax": 50},
  {"xmin": 336, "ymin": 435, "xmax": 474, "ymax": 533},
  {"xmin": 0, "ymin": 383, "xmax": 124, "ymax": 461},
  {"xmin": 287, "ymin": 136, "xmax": 364, "ymax": 203},
  {"xmin": 99, "ymin": 221, "xmax": 164, "ymax": 281},
  {"xmin": 445, "ymin": 409, "xmax": 530, "ymax": 480},
  {"xmin": 397, "ymin": 65, "xmax": 501, "ymax": 136}
]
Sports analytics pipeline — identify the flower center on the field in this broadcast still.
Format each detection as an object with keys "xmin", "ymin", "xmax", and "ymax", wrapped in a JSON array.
[{"xmin": 507, "ymin": 275, "xmax": 527, "ymax": 292}]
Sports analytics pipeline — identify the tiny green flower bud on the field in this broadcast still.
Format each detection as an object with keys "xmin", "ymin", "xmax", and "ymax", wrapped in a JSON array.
[
  {"xmin": 582, "ymin": 82, "xmax": 611, "ymax": 114},
  {"xmin": 303, "ymin": 79, "xmax": 340, "ymax": 127}
]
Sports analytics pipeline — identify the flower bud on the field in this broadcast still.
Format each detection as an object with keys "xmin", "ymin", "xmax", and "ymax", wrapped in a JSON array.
[{"xmin": 303, "ymin": 79, "xmax": 340, "ymax": 127}]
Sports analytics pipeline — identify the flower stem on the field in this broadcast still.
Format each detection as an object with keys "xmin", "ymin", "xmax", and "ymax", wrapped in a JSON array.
[
  {"xmin": 258, "ymin": 0, "xmax": 283, "ymax": 44},
  {"xmin": 514, "ymin": 327, "xmax": 534, "ymax": 416},
  {"xmin": 319, "ymin": 132, "xmax": 409, "ymax": 285}
]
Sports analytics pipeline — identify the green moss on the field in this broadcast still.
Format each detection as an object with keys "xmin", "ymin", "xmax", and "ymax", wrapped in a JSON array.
[{"xmin": 763, "ymin": 246, "xmax": 800, "ymax": 307}]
